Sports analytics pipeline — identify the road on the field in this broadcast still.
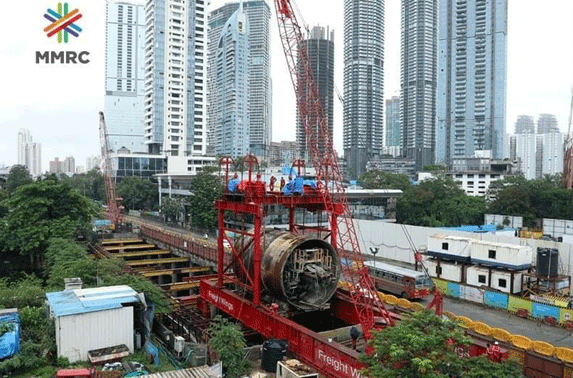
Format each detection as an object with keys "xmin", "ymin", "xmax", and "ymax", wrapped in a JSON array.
[{"xmin": 420, "ymin": 296, "xmax": 573, "ymax": 347}]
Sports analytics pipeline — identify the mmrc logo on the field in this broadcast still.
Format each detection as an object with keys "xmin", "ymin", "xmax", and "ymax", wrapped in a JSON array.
[
  {"xmin": 37, "ymin": 2, "xmax": 90, "ymax": 64},
  {"xmin": 44, "ymin": 3, "xmax": 83, "ymax": 44}
]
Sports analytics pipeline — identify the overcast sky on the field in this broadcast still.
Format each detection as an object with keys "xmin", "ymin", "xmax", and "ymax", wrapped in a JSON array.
[{"xmin": 0, "ymin": 0, "xmax": 572, "ymax": 171}]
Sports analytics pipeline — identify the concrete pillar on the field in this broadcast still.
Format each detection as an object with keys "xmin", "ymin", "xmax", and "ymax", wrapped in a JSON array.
[{"xmin": 158, "ymin": 177, "xmax": 162, "ymax": 208}]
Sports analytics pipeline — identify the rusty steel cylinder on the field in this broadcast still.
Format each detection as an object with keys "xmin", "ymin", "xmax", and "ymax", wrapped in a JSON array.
[{"xmin": 235, "ymin": 230, "xmax": 340, "ymax": 311}]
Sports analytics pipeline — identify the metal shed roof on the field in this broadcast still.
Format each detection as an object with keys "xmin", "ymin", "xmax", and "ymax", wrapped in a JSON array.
[
  {"xmin": 46, "ymin": 285, "xmax": 140, "ymax": 317},
  {"xmin": 146, "ymin": 367, "xmax": 216, "ymax": 378}
]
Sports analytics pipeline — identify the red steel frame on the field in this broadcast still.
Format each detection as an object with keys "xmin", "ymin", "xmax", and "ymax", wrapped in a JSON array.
[{"xmin": 98, "ymin": 111, "xmax": 123, "ymax": 226}]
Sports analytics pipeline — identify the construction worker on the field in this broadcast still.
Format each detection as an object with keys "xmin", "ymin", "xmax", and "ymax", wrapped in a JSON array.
[
  {"xmin": 350, "ymin": 326, "xmax": 360, "ymax": 351},
  {"xmin": 486, "ymin": 342, "xmax": 501, "ymax": 362}
]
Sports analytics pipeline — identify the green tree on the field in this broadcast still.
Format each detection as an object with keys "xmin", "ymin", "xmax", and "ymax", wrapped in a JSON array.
[
  {"xmin": 189, "ymin": 170, "xmax": 223, "ymax": 231},
  {"xmin": 6, "ymin": 165, "xmax": 33, "ymax": 195},
  {"xmin": 487, "ymin": 176, "xmax": 573, "ymax": 227},
  {"xmin": 0, "ymin": 189, "xmax": 7, "ymax": 217},
  {"xmin": 161, "ymin": 196, "xmax": 186, "ymax": 223},
  {"xmin": 69, "ymin": 168, "xmax": 106, "ymax": 202},
  {"xmin": 362, "ymin": 311, "xmax": 523, "ymax": 378},
  {"xmin": 208, "ymin": 316, "xmax": 250, "ymax": 378},
  {"xmin": 397, "ymin": 177, "xmax": 486, "ymax": 227},
  {"xmin": 117, "ymin": 176, "xmax": 158, "ymax": 211},
  {"xmin": 0, "ymin": 180, "xmax": 98, "ymax": 256},
  {"xmin": 359, "ymin": 170, "xmax": 411, "ymax": 191}
]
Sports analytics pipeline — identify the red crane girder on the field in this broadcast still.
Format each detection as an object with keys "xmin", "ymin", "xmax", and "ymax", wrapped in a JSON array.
[
  {"xmin": 273, "ymin": 0, "xmax": 394, "ymax": 336},
  {"xmin": 98, "ymin": 111, "xmax": 123, "ymax": 226}
]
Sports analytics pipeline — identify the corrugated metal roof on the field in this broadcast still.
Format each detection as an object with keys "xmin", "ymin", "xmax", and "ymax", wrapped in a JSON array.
[
  {"xmin": 46, "ymin": 285, "xmax": 140, "ymax": 317},
  {"xmin": 146, "ymin": 367, "xmax": 216, "ymax": 378}
]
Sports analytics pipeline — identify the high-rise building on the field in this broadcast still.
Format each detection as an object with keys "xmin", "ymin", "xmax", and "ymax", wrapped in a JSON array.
[
  {"xmin": 144, "ymin": 0, "xmax": 207, "ymax": 157},
  {"xmin": 343, "ymin": 0, "xmax": 384, "ymax": 179},
  {"xmin": 400, "ymin": 0, "xmax": 437, "ymax": 171},
  {"xmin": 50, "ymin": 158, "xmax": 64, "ymax": 174},
  {"xmin": 17, "ymin": 129, "xmax": 42, "ymax": 177},
  {"xmin": 297, "ymin": 25, "xmax": 334, "ymax": 158},
  {"xmin": 63, "ymin": 156, "xmax": 76, "ymax": 176},
  {"xmin": 105, "ymin": 0, "xmax": 146, "ymax": 154},
  {"xmin": 537, "ymin": 114, "xmax": 559, "ymax": 134},
  {"xmin": 213, "ymin": 3, "xmax": 250, "ymax": 158},
  {"xmin": 514, "ymin": 115, "xmax": 535, "ymax": 134},
  {"xmin": 515, "ymin": 132, "xmax": 563, "ymax": 180},
  {"xmin": 86, "ymin": 155, "xmax": 101, "ymax": 171},
  {"xmin": 207, "ymin": 1, "xmax": 271, "ymax": 158},
  {"xmin": 17, "ymin": 129, "xmax": 31, "ymax": 166},
  {"xmin": 27, "ymin": 143, "xmax": 42, "ymax": 177},
  {"xmin": 542, "ymin": 132, "xmax": 564, "ymax": 177},
  {"xmin": 385, "ymin": 96, "xmax": 400, "ymax": 148},
  {"xmin": 436, "ymin": 0, "xmax": 507, "ymax": 165}
]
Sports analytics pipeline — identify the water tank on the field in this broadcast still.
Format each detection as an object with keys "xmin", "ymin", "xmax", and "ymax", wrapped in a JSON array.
[
  {"xmin": 234, "ymin": 230, "xmax": 340, "ymax": 311},
  {"xmin": 537, "ymin": 248, "xmax": 559, "ymax": 278},
  {"xmin": 261, "ymin": 339, "xmax": 288, "ymax": 373}
]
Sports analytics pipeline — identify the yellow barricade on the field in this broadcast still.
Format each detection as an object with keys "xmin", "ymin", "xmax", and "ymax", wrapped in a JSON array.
[
  {"xmin": 555, "ymin": 347, "xmax": 573, "ymax": 363},
  {"xmin": 396, "ymin": 298, "xmax": 411, "ymax": 309},
  {"xmin": 384, "ymin": 295, "xmax": 398, "ymax": 305},
  {"xmin": 456, "ymin": 316, "xmax": 473, "ymax": 329},
  {"xmin": 532, "ymin": 341, "xmax": 555, "ymax": 357},
  {"xmin": 411, "ymin": 302, "xmax": 426, "ymax": 312},
  {"xmin": 443, "ymin": 311, "xmax": 457, "ymax": 321},
  {"xmin": 491, "ymin": 328, "xmax": 512, "ymax": 343},
  {"xmin": 472, "ymin": 322, "xmax": 492, "ymax": 336},
  {"xmin": 377, "ymin": 293, "xmax": 387, "ymax": 303},
  {"xmin": 511, "ymin": 335, "xmax": 532, "ymax": 350}
]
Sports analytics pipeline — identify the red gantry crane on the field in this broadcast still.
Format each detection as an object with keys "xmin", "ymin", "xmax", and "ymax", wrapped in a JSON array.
[
  {"xmin": 274, "ymin": 0, "xmax": 394, "ymax": 337},
  {"xmin": 98, "ymin": 111, "xmax": 123, "ymax": 228}
]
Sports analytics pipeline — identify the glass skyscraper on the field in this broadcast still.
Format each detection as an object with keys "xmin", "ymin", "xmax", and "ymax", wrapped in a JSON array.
[
  {"xmin": 105, "ymin": 0, "xmax": 146, "ymax": 154},
  {"xmin": 385, "ymin": 96, "xmax": 400, "ymax": 148},
  {"xmin": 297, "ymin": 25, "xmax": 334, "ymax": 159},
  {"xmin": 343, "ymin": 0, "xmax": 384, "ymax": 179},
  {"xmin": 214, "ymin": 4, "xmax": 250, "ymax": 157},
  {"xmin": 401, "ymin": 0, "xmax": 437, "ymax": 171},
  {"xmin": 207, "ymin": 1, "xmax": 271, "ymax": 159},
  {"xmin": 436, "ymin": 0, "xmax": 507, "ymax": 165}
]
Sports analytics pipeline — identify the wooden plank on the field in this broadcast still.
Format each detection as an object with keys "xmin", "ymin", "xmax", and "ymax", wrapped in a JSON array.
[
  {"xmin": 114, "ymin": 250, "xmax": 172, "ymax": 258},
  {"xmin": 138, "ymin": 266, "xmax": 211, "ymax": 277},
  {"xmin": 101, "ymin": 239, "xmax": 143, "ymax": 245},
  {"xmin": 126, "ymin": 257, "xmax": 189, "ymax": 267},
  {"xmin": 104, "ymin": 244, "xmax": 156, "ymax": 251}
]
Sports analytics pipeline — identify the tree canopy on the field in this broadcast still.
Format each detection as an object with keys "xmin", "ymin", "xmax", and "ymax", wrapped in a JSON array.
[
  {"xmin": 66, "ymin": 168, "xmax": 106, "ymax": 202},
  {"xmin": 359, "ymin": 170, "xmax": 411, "ymax": 191},
  {"xmin": 362, "ymin": 311, "xmax": 523, "ymax": 378},
  {"xmin": 208, "ymin": 316, "xmax": 250, "ymax": 378},
  {"xmin": 397, "ymin": 177, "xmax": 486, "ymax": 227},
  {"xmin": 188, "ymin": 170, "xmax": 223, "ymax": 231},
  {"xmin": 0, "ymin": 179, "xmax": 98, "ymax": 256},
  {"xmin": 6, "ymin": 165, "xmax": 33, "ymax": 195},
  {"xmin": 487, "ymin": 175, "xmax": 573, "ymax": 227},
  {"xmin": 117, "ymin": 176, "xmax": 158, "ymax": 211}
]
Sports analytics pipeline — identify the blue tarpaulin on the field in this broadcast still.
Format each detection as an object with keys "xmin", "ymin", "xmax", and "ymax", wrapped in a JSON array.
[
  {"xmin": 0, "ymin": 313, "xmax": 20, "ymax": 360},
  {"xmin": 228, "ymin": 178, "xmax": 240, "ymax": 193},
  {"xmin": 282, "ymin": 177, "xmax": 316, "ymax": 196}
]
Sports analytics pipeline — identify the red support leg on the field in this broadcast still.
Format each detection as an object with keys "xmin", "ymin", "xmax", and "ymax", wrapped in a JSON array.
[
  {"xmin": 289, "ymin": 208, "xmax": 295, "ymax": 233},
  {"xmin": 217, "ymin": 209, "xmax": 225, "ymax": 287},
  {"xmin": 253, "ymin": 212, "xmax": 262, "ymax": 306}
]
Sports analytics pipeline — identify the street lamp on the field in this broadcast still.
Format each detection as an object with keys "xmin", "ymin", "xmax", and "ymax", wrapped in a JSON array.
[{"xmin": 369, "ymin": 247, "xmax": 379, "ymax": 272}]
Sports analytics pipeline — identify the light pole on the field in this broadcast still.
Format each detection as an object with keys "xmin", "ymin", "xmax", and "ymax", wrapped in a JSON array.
[{"xmin": 369, "ymin": 247, "xmax": 379, "ymax": 272}]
